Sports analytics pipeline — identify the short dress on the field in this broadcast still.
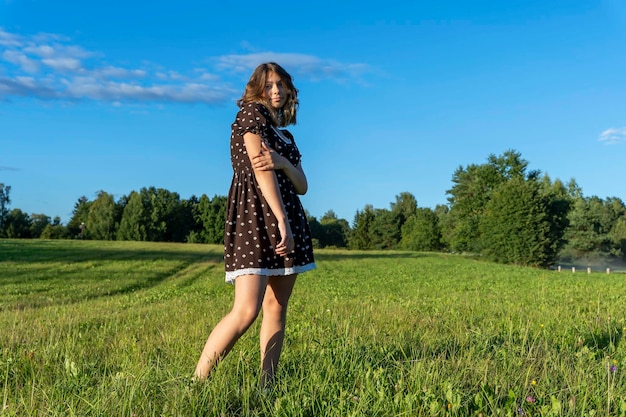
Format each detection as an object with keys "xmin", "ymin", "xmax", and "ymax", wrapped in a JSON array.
[{"xmin": 224, "ymin": 102, "xmax": 316, "ymax": 283}]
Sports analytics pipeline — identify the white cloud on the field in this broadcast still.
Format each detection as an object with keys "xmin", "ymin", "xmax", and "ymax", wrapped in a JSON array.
[
  {"xmin": 61, "ymin": 76, "xmax": 233, "ymax": 104},
  {"xmin": 24, "ymin": 42, "xmax": 91, "ymax": 60},
  {"xmin": 215, "ymin": 52, "xmax": 370, "ymax": 81},
  {"xmin": 168, "ymin": 70, "xmax": 184, "ymax": 80},
  {"xmin": 42, "ymin": 57, "xmax": 83, "ymax": 71},
  {"xmin": 0, "ymin": 29, "xmax": 232, "ymax": 104},
  {"xmin": 24, "ymin": 44, "xmax": 56, "ymax": 58},
  {"xmin": 0, "ymin": 28, "xmax": 22, "ymax": 47},
  {"xmin": 198, "ymin": 71, "xmax": 220, "ymax": 81},
  {"xmin": 93, "ymin": 66, "xmax": 146, "ymax": 80},
  {"xmin": 2, "ymin": 50, "xmax": 39, "ymax": 72},
  {"xmin": 598, "ymin": 127, "xmax": 626, "ymax": 144},
  {"xmin": 0, "ymin": 76, "xmax": 58, "ymax": 99},
  {"xmin": 216, "ymin": 52, "xmax": 314, "ymax": 73},
  {"xmin": 0, "ymin": 29, "xmax": 371, "ymax": 105}
]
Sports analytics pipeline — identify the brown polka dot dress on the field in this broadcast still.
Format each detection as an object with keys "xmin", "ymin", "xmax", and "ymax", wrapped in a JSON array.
[{"xmin": 224, "ymin": 102, "xmax": 316, "ymax": 283}]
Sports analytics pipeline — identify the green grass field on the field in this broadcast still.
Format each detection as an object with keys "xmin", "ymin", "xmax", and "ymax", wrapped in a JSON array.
[{"xmin": 1, "ymin": 239, "xmax": 625, "ymax": 416}]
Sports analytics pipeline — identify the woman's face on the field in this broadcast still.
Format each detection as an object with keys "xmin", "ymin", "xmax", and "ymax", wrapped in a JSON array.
[{"xmin": 263, "ymin": 71, "xmax": 287, "ymax": 109}]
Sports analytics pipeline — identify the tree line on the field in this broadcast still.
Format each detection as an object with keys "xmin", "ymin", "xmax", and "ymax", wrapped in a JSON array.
[{"xmin": 1, "ymin": 150, "xmax": 625, "ymax": 267}]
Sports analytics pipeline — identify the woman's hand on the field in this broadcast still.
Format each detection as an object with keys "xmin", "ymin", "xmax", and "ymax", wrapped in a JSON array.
[
  {"xmin": 275, "ymin": 218, "xmax": 294, "ymax": 257},
  {"xmin": 252, "ymin": 142, "xmax": 287, "ymax": 171}
]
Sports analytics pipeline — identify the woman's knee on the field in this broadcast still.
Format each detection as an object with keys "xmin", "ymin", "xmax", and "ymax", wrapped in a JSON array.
[
  {"xmin": 263, "ymin": 295, "xmax": 288, "ymax": 319},
  {"xmin": 265, "ymin": 275, "xmax": 296, "ymax": 310},
  {"xmin": 231, "ymin": 304, "xmax": 262, "ymax": 328}
]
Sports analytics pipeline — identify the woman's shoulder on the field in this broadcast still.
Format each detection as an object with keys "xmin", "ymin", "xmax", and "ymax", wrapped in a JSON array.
[
  {"xmin": 238, "ymin": 101, "xmax": 270, "ymax": 117},
  {"xmin": 234, "ymin": 101, "xmax": 271, "ymax": 132}
]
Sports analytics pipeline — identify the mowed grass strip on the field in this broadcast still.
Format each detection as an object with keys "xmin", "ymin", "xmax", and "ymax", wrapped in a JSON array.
[
  {"xmin": 1, "ymin": 240, "xmax": 625, "ymax": 416},
  {"xmin": 0, "ymin": 240, "xmax": 223, "ymax": 310}
]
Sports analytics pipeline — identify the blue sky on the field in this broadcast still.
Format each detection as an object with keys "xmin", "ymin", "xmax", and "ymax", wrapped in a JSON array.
[{"xmin": 1, "ymin": 0, "xmax": 625, "ymax": 225}]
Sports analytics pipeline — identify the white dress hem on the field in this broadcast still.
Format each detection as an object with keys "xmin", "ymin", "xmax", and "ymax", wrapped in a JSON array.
[{"xmin": 225, "ymin": 262, "xmax": 317, "ymax": 284}]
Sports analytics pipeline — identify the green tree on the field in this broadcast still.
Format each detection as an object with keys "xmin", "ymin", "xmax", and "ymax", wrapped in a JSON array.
[
  {"xmin": 370, "ymin": 208, "xmax": 401, "ymax": 249},
  {"xmin": 29, "ymin": 213, "xmax": 51, "ymax": 238},
  {"xmin": 350, "ymin": 197, "xmax": 413, "ymax": 250},
  {"xmin": 117, "ymin": 191, "xmax": 149, "ymax": 241},
  {"xmin": 305, "ymin": 211, "xmax": 322, "ymax": 249},
  {"xmin": 5, "ymin": 209, "xmax": 31, "ymax": 238},
  {"xmin": 205, "ymin": 195, "xmax": 227, "ymax": 244},
  {"xmin": 400, "ymin": 208, "xmax": 442, "ymax": 251},
  {"xmin": 390, "ymin": 192, "xmax": 417, "ymax": 226},
  {"xmin": 116, "ymin": 187, "xmax": 186, "ymax": 242},
  {"xmin": 67, "ymin": 196, "xmax": 92, "ymax": 238},
  {"xmin": 610, "ymin": 215, "xmax": 626, "ymax": 260},
  {"xmin": 192, "ymin": 194, "xmax": 227, "ymax": 244},
  {"xmin": 192, "ymin": 194, "xmax": 211, "ymax": 243},
  {"xmin": 539, "ymin": 175, "xmax": 573, "ymax": 259},
  {"xmin": 179, "ymin": 195, "xmax": 199, "ymax": 243},
  {"xmin": 561, "ymin": 196, "xmax": 626, "ymax": 261},
  {"xmin": 0, "ymin": 183, "xmax": 11, "ymax": 237},
  {"xmin": 388, "ymin": 192, "xmax": 418, "ymax": 249},
  {"xmin": 149, "ymin": 187, "xmax": 183, "ymax": 242},
  {"xmin": 479, "ymin": 177, "xmax": 564, "ymax": 267},
  {"xmin": 40, "ymin": 217, "xmax": 67, "ymax": 239},
  {"xmin": 87, "ymin": 191, "xmax": 119, "ymax": 240},
  {"xmin": 319, "ymin": 210, "xmax": 349, "ymax": 248},
  {"xmin": 349, "ymin": 205, "xmax": 376, "ymax": 249},
  {"xmin": 445, "ymin": 150, "xmax": 532, "ymax": 253},
  {"xmin": 434, "ymin": 204, "xmax": 451, "ymax": 251}
]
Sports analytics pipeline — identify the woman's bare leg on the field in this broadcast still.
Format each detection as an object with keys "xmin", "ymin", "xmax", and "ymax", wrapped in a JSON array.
[
  {"xmin": 194, "ymin": 274, "xmax": 268, "ymax": 379},
  {"xmin": 259, "ymin": 274, "xmax": 297, "ymax": 388}
]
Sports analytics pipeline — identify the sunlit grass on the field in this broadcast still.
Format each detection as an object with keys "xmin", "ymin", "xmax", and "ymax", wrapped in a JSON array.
[{"xmin": 1, "ymin": 240, "xmax": 625, "ymax": 416}]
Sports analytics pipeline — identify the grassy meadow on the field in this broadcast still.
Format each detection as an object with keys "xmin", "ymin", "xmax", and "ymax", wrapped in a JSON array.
[{"xmin": 1, "ymin": 239, "xmax": 625, "ymax": 416}]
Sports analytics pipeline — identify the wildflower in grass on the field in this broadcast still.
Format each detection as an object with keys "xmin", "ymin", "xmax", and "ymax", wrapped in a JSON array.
[
  {"xmin": 610, "ymin": 364, "xmax": 617, "ymax": 373},
  {"xmin": 517, "ymin": 407, "xmax": 526, "ymax": 416},
  {"xmin": 525, "ymin": 395, "xmax": 536, "ymax": 403},
  {"xmin": 531, "ymin": 379, "xmax": 537, "ymax": 386}
]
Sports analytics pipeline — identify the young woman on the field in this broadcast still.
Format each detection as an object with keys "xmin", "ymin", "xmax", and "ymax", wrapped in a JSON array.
[{"xmin": 195, "ymin": 62, "xmax": 316, "ymax": 387}]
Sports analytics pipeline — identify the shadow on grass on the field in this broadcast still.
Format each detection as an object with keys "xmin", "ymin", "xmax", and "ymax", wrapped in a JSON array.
[
  {"xmin": 5, "ymin": 261, "xmax": 213, "ymax": 311},
  {"xmin": 1, "ymin": 240, "xmax": 432, "ymax": 264},
  {"xmin": 583, "ymin": 327, "xmax": 623, "ymax": 358},
  {"xmin": 0, "ymin": 239, "xmax": 224, "ymax": 263},
  {"xmin": 0, "ymin": 240, "xmax": 224, "ymax": 311}
]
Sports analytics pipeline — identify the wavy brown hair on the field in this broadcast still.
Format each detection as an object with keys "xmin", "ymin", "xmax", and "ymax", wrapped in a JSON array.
[{"xmin": 237, "ymin": 62, "xmax": 299, "ymax": 127}]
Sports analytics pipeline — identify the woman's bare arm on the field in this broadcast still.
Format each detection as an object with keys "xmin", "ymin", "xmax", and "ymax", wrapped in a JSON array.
[
  {"xmin": 243, "ymin": 132, "xmax": 294, "ymax": 256},
  {"xmin": 252, "ymin": 141, "xmax": 308, "ymax": 195}
]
